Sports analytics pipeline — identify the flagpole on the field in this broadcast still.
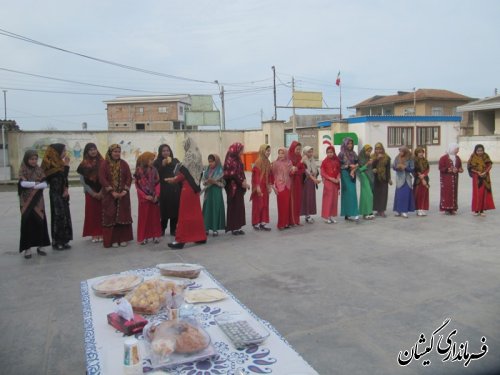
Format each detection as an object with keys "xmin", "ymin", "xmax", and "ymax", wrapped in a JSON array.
[{"xmin": 339, "ymin": 82, "xmax": 342, "ymax": 120}]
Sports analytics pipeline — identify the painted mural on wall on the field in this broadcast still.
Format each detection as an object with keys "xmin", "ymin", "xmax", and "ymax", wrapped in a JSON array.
[{"xmin": 17, "ymin": 133, "xmax": 183, "ymax": 175}]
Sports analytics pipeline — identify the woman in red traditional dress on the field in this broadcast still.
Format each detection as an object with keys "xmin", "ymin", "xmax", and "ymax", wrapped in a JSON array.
[
  {"xmin": 223, "ymin": 142, "xmax": 250, "ymax": 235},
  {"xmin": 413, "ymin": 147, "xmax": 430, "ymax": 216},
  {"xmin": 77, "ymin": 143, "xmax": 103, "ymax": 242},
  {"xmin": 320, "ymin": 145, "xmax": 341, "ymax": 224},
  {"xmin": 271, "ymin": 147, "xmax": 292, "ymax": 230},
  {"xmin": 166, "ymin": 137, "xmax": 207, "ymax": 249},
  {"xmin": 288, "ymin": 141, "xmax": 305, "ymax": 225},
  {"xmin": 438, "ymin": 143, "xmax": 463, "ymax": 215},
  {"xmin": 135, "ymin": 151, "xmax": 162, "ymax": 244},
  {"xmin": 251, "ymin": 144, "xmax": 273, "ymax": 231},
  {"xmin": 99, "ymin": 144, "xmax": 133, "ymax": 248},
  {"xmin": 467, "ymin": 144, "xmax": 495, "ymax": 216}
]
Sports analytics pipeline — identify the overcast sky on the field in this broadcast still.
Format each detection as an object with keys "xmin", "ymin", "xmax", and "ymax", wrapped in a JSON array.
[{"xmin": 1, "ymin": 0, "xmax": 499, "ymax": 130}]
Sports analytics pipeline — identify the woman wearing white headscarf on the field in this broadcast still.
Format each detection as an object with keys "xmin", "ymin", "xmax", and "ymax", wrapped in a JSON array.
[
  {"xmin": 438, "ymin": 143, "xmax": 463, "ymax": 214},
  {"xmin": 165, "ymin": 137, "xmax": 207, "ymax": 249}
]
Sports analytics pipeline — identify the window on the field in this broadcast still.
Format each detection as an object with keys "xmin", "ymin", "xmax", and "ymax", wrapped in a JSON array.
[
  {"xmin": 135, "ymin": 123, "xmax": 145, "ymax": 131},
  {"xmin": 403, "ymin": 107, "xmax": 415, "ymax": 116},
  {"xmin": 265, "ymin": 134, "xmax": 269, "ymax": 144},
  {"xmin": 158, "ymin": 107, "xmax": 167, "ymax": 113},
  {"xmin": 136, "ymin": 107, "xmax": 144, "ymax": 114},
  {"xmin": 388, "ymin": 126, "xmax": 413, "ymax": 148},
  {"xmin": 416, "ymin": 126, "xmax": 440, "ymax": 146},
  {"xmin": 179, "ymin": 106, "xmax": 184, "ymax": 116},
  {"xmin": 432, "ymin": 107, "xmax": 443, "ymax": 116}
]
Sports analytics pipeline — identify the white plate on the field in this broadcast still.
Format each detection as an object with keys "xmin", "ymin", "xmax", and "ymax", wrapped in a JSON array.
[{"xmin": 184, "ymin": 288, "xmax": 227, "ymax": 304}]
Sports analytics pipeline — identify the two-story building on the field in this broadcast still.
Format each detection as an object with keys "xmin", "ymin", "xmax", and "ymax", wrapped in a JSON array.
[{"xmin": 104, "ymin": 95, "xmax": 192, "ymax": 131}]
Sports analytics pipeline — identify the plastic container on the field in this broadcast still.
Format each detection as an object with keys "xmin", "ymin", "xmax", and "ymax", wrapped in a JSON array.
[{"xmin": 215, "ymin": 312, "xmax": 270, "ymax": 349}]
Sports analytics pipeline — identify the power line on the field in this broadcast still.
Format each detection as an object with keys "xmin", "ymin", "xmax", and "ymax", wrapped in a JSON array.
[
  {"xmin": 0, "ymin": 67, "xmax": 155, "ymax": 93},
  {"xmin": 0, "ymin": 28, "xmax": 272, "ymax": 87}
]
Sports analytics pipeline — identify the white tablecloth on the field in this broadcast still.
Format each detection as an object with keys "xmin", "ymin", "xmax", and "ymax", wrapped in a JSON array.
[{"xmin": 81, "ymin": 267, "xmax": 318, "ymax": 375}]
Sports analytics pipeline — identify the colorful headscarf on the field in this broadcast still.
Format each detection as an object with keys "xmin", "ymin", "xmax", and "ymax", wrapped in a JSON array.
[
  {"xmin": 77, "ymin": 143, "xmax": 103, "ymax": 190},
  {"xmin": 105, "ymin": 144, "xmax": 122, "ymax": 190},
  {"xmin": 414, "ymin": 147, "xmax": 429, "ymax": 174},
  {"xmin": 338, "ymin": 137, "xmax": 357, "ymax": 167},
  {"xmin": 18, "ymin": 150, "xmax": 46, "ymax": 219},
  {"xmin": 203, "ymin": 154, "xmax": 224, "ymax": 180},
  {"xmin": 254, "ymin": 144, "xmax": 271, "ymax": 184},
  {"xmin": 272, "ymin": 147, "xmax": 292, "ymax": 192},
  {"xmin": 41, "ymin": 143, "xmax": 66, "ymax": 178},
  {"xmin": 134, "ymin": 152, "xmax": 159, "ymax": 196},
  {"xmin": 223, "ymin": 142, "xmax": 245, "ymax": 181},
  {"xmin": 467, "ymin": 144, "xmax": 493, "ymax": 191},
  {"xmin": 287, "ymin": 141, "xmax": 302, "ymax": 166},
  {"xmin": 358, "ymin": 144, "xmax": 374, "ymax": 184},
  {"xmin": 372, "ymin": 142, "xmax": 390, "ymax": 182}
]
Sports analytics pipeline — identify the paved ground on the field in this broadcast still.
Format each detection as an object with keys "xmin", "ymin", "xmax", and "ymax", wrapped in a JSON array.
[{"xmin": 1, "ymin": 164, "xmax": 499, "ymax": 375}]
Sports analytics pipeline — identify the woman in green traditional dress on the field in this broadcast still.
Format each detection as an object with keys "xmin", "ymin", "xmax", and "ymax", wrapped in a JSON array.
[
  {"xmin": 357, "ymin": 144, "xmax": 375, "ymax": 220},
  {"xmin": 338, "ymin": 137, "xmax": 359, "ymax": 221},
  {"xmin": 202, "ymin": 154, "xmax": 226, "ymax": 236}
]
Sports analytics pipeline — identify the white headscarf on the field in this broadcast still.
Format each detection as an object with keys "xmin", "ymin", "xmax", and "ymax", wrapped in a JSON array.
[
  {"xmin": 302, "ymin": 146, "xmax": 318, "ymax": 176},
  {"xmin": 182, "ymin": 137, "xmax": 203, "ymax": 183},
  {"xmin": 447, "ymin": 143, "xmax": 459, "ymax": 165}
]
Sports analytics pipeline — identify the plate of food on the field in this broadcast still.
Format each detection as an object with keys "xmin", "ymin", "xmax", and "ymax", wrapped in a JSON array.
[
  {"xmin": 215, "ymin": 312, "xmax": 270, "ymax": 348},
  {"xmin": 156, "ymin": 263, "xmax": 203, "ymax": 279},
  {"xmin": 142, "ymin": 317, "xmax": 216, "ymax": 369},
  {"xmin": 91, "ymin": 274, "xmax": 143, "ymax": 297},
  {"xmin": 184, "ymin": 288, "xmax": 227, "ymax": 304}
]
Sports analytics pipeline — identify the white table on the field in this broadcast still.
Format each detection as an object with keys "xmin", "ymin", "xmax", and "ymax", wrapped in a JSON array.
[{"xmin": 81, "ymin": 267, "xmax": 318, "ymax": 375}]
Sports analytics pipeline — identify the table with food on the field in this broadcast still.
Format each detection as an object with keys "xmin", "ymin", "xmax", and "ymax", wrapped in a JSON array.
[{"xmin": 80, "ymin": 264, "xmax": 318, "ymax": 375}]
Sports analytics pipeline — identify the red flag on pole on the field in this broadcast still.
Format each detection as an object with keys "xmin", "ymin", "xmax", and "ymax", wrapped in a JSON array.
[{"xmin": 336, "ymin": 71, "xmax": 341, "ymax": 86}]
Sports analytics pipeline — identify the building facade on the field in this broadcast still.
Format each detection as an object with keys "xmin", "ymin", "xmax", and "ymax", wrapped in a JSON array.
[{"xmin": 104, "ymin": 95, "xmax": 192, "ymax": 132}]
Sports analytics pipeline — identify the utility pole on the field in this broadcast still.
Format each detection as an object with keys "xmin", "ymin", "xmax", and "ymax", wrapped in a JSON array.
[
  {"xmin": 215, "ymin": 80, "xmax": 225, "ymax": 130},
  {"xmin": 221, "ymin": 85, "xmax": 225, "ymax": 131},
  {"xmin": 2, "ymin": 90, "xmax": 6, "ymax": 120},
  {"xmin": 2, "ymin": 90, "xmax": 6, "ymax": 169},
  {"xmin": 292, "ymin": 76, "xmax": 296, "ymax": 134},
  {"xmin": 272, "ymin": 66, "xmax": 277, "ymax": 120},
  {"xmin": 413, "ymin": 87, "xmax": 416, "ymax": 114}
]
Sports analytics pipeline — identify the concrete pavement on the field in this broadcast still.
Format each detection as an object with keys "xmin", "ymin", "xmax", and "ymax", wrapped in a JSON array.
[{"xmin": 1, "ymin": 164, "xmax": 499, "ymax": 375}]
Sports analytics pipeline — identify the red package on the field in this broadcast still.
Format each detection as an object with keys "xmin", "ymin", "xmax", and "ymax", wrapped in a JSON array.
[{"xmin": 107, "ymin": 312, "xmax": 148, "ymax": 336}]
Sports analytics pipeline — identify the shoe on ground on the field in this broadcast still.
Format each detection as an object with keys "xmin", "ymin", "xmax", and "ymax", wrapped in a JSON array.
[
  {"xmin": 119, "ymin": 242, "xmax": 128, "ymax": 247},
  {"xmin": 402, "ymin": 213, "xmax": 408, "ymax": 218},
  {"xmin": 24, "ymin": 249, "xmax": 32, "ymax": 259},
  {"xmin": 53, "ymin": 244, "xmax": 65, "ymax": 251},
  {"xmin": 237, "ymin": 229, "xmax": 245, "ymax": 235},
  {"xmin": 395, "ymin": 212, "xmax": 401, "ymax": 217},
  {"xmin": 37, "ymin": 247, "xmax": 47, "ymax": 256},
  {"xmin": 111, "ymin": 243, "xmax": 119, "ymax": 248},
  {"xmin": 259, "ymin": 224, "xmax": 271, "ymax": 231},
  {"xmin": 168, "ymin": 242, "xmax": 185, "ymax": 249},
  {"xmin": 324, "ymin": 219, "xmax": 333, "ymax": 224},
  {"xmin": 153, "ymin": 238, "xmax": 160, "ymax": 244},
  {"xmin": 480, "ymin": 212, "xmax": 486, "ymax": 217},
  {"xmin": 213, "ymin": 231, "xmax": 218, "ymax": 237},
  {"xmin": 253, "ymin": 225, "xmax": 260, "ymax": 231},
  {"xmin": 141, "ymin": 240, "xmax": 148, "ymax": 245}
]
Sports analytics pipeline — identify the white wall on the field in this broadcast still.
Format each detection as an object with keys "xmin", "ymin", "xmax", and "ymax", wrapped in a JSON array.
[{"xmin": 459, "ymin": 136, "xmax": 500, "ymax": 162}]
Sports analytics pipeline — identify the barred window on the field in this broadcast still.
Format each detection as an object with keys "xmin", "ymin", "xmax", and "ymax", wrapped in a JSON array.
[
  {"xmin": 388, "ymin": 126, "xmax": 413, "ymax": 148},
  {"xmin": 416, "ymin": 126, "xmax": 440, "ymax": 146}
]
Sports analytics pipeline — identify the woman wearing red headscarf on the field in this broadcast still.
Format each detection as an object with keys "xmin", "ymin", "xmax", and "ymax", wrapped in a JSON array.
[
  {"xmin": 223, "ymin": 142, "xmax": 250, "ymax": 235},
  {"xmin": 321, "ymin": 145, "xmax": 341, "ymax": 224},
  {"xmin": 288, "ymin": 141, "xmax": 305, "ymax": 225},
  {"xmin": 467, "ymin": 144, "xmax": 495, "ymax": 216},
  {"xmin": 272, "ymin": 147, "xmax": 292, "ymax": 230},
  {"xmin": 135, "ymin": 151, "xmax": 162, "ymax": 244},
  {"xmin": 77, "ymin": 143, "xmax": 103, "ymax": 242},
  {"xmin": 251, "ymin": 144, "xmax": 273, "ymax": 231}
]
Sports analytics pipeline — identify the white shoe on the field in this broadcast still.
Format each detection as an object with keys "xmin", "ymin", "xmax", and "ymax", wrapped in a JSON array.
[
  {"xmin": 330, "ymin": 217, "xmax": 337, "ymax": 224},
  {"xmin": 402, "ymin": 213, "xmax": 408, "ymax": 218},
  {"xmin": 421, "ymin": 210, "xmax": 427, "ymax": 216},
  {"xmin": 324, "ymin": 219, "xmax": 333, "ymax": 224},
  {"xmin": 395, "ymin": 212, "xmax": 401, "ymax": 217}
]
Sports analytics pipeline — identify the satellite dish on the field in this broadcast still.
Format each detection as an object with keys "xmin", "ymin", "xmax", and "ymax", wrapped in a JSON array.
[{"xmin": 82, "ymin": 122, "xmax": 88, "ymax": 130}]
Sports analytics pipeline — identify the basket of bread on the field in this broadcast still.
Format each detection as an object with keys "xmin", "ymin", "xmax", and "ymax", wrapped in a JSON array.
[{"xmin": 125, "ymin": 278, "xmax": 184, "ymax": 315}]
